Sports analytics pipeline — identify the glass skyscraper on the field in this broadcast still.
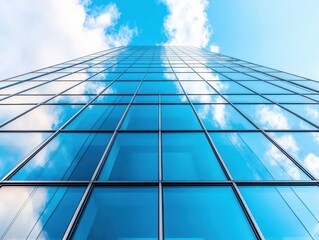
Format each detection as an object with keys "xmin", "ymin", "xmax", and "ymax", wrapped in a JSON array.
[{"xmin": 0, "ymin": 46, "xmax": 319, "ymax": 239}]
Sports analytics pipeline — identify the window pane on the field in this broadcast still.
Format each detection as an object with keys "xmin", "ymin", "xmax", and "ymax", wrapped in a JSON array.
[
  {"xmin": 282, "ymin": 104, "xmax": 319, "ymax": 125},
  {"xmin": 224, "ymin": 94, "xmax": 269, "ymax": 103},
  {"xmin": 211, "ymin": 132, "xmax": 309, "ymax": 180},
  {"xmin": 162, "ymin": 133, "xmax": 225, "ymax": 180},
  {"xmin": 66, "ymin": 105, "xmax": 126, "ymax": 130},
  {"xmin": 99, "ymin": 133, "xmax": 158, "ymax": 181},
  {"xmin": 181, "ymin": 81, "xmax": 216, "ymax": 94},
  {"xmin": 73, "ymin": 187, "xmax": 158, "ymax": 239},
  {"xmin": 236, "ymin": 104, "xmax": 315, "ymax": 130},
  {"xmin": 0, "ymin": 186, "xmax": 84, "ymax": 239},
  {"xmin": 2, "ymin": 105, "xmax": 82, "ymax": 130},
  {"xmin": 121, "ymin": 105, "xmax": 158, "ymax": 130},
  {"xmin": 164, "ymin": 186, "xmax": 255, "ymax": 239},
  {"xmin": 94, "ymin": 95, "xmax": 132, "ymax": 104},
  {"xmin": 210, "ymin": 81, "xmax": 253, "ymax": 94},
  {"xmin": 240, "ymin": 81, "xmax": 292, "ymax": 94},
  {"xmin": 162, "ymin": 105, "xmax": 202, "ymax": 130},
  {"xmin": 0, "ymin": 105, "xmax": 34, "ymax": 125},
  {"xmin": 195, "ymin": 104, "xmax": 255, "ymax": 130},
  {"xmin": 240, "ymin": 186, "xmax": 319, "ymax": 239},
  {"xmin": 106, "ymin": 81, "xmax": 140, "ymax": 94},
  {"xmin": 11, "ymin": 133, "xmax": 111, "ymax": 181},
  {"xmin": 270, "ymin": 132, "xmax": 319, "ymax": 178},
  {"xmin": 0, "ymin": 132, "xmax": 50, "ymax": 179},
  {"xmin": 138, "ymin": 81, "xmax": 183, "ymax": 94}
]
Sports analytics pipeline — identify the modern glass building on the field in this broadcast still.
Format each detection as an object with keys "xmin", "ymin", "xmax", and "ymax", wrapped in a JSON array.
[{"xmin": 0, "ymin": 46, "xmax": 319, "ymax": 239}]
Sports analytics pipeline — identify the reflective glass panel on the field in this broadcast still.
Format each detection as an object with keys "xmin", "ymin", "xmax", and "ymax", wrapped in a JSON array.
[
  {"xmin": 0, "ymin": 132, "xmax": 50, "ymax": 179},
  {"xmin": 66, "ymin": 104, "xmax": 126, "ymax": 130},
  {"xmin": 2, "ymin": 105, "xmax": 82, "ymax": 130},
  {"xmin": 236, "ymin": 104, "xmax": 315, "ymax": 130},
  {"xmin": 162, "ymin": 133, "xmax": 225, "ymax": 180},
  {"xmin": 121, "ymin": 105, "xmax": 158, "ymax": 130},
  {"xmin": 164, "ymin": 186, "xmax": 255, "ymax": 239},
  {"xmin": 162, "ymin": 105, "xmax": 202, "ymax": 130},
  {"xmin": 0, "ymin": 186, "xmax": 84, "ymax": 239},
  {"xmin": 138, "ymin": 81, "xmax": 183, "ymax": 94},
  {"xmin": 240, "ymin": 186, "xmax": 319, "ymax": 239},
  {"xmin": 270, "ymin": 132, "xmax": 319, "ymax": 178},
  {"xmin": 11, "ymin": 133, "xmax": 111, "ymax": 181},
  {"xmin": 195, "ymin": 104, "xmax": 256, "ymax": 130},
  {"xmin": 73, "ymin": 187, "xmax": 158, "ymax": 239},
  {"xmin": 99, "ymin": 133, "xmax": 158, "ymax": 181},
  {"xmin": 211, "ymin": 132, "xmax": 309, "ymax": 180},
  {"xmin": 0, "ymin": 105, "xmax": 34, "ymax": 126},
  {"xmin": 282, "ymin": 104, "xmax": 319, "ymax": 125}
]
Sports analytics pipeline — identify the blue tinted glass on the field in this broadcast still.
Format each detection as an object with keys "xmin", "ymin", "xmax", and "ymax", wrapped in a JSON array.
[
  {"xmin": 188, "ymin": 94, "xmax": 226, "ymax": 103},
  {"xmin": 211, "ymin": 132, "xmax": 309, "ymax": 180},
  {"xmin": 282, "ymin": 104, "xmax": 319, "ymax": 125},
  {"xmin": 66, "ymin": 105, "xmax": 126, "ymax": 130},
  {"xmin": 99, "ymin": 133, "xmax": 158, "ymax": 181},
  {"xmin": 195, "ymin": 104, "xmax": 255, "ymax": 130},
  {"xmin": 121, "ymin": 105, "xmax": 158, "ymax": 130},
  {"xmin": 2, "ymin": 105, "xmax": 82, "ymax": 130},
  {"xmin": 236, "ymin": 104, "xmax": 315, "ymax": 130},
  {"xmin": 161, "ymin": 95, "xmax": 189, "ymax": 103},
  {"xmin": 181, "ymin": 81, "xmax": 216, "ymax": 94},
  {"xmin": 240, "ymin": 186, "xmax": 319, "ymax": 239},
  {"xmin": 138, "ymin": 81, "xmax": 183, "ymax": 94},
  {"xmin": 118, "ymin": 73, "xmax": 144, "ymax": 80},
  {"xmin": 225, "ymin": 94, "xmax": 269, "ymax": 103},
  {"xmin": 0, "ymin": 132, "xmax": 50, "ymax": 179},
  {"xmin": 0, "ymin": 105, "xmax": 34, "ymax": 125},
  {"xmin": 94, "ymin": 95, "xmax": 133, "ymax": 103},
  {"xmin": 162, "ymin": 105, "xmax": 202, "ymax": 130},
  {"xmin": 144, "ymin": 72, "xmax": 176, "ymax": 80},
  {"xmin": 270, "ymin": 132, "xmax": 319, "ymax": 178},
  {"xmin": 164, "ymin": 186, "xmax": 255, "ymax": 239},
  {"xmin": 272, "ymin": 81, "xmax": 315, "ymax": 94},
  {"xmin": 265, "ymin": 95, "xmax": 315, "ymax": 103},
  {"xmin": 0, "ymin": 186, "xmax": 84, "ymax": 239},
  {"xmin": 162, "ymin": 133, "xmax": 225, "ymax": 180},
  {"xmin": 73, "ymin": 187, "xmax": 158, "ymax": 239},
  {"xmin": 106, "ymin": 81, "xmax": 140, "ymax": 94},
  {"xmin": 209, "ymin": 81, "xmax": 253, "ymax": 94},
  {"xmin": 240, "ymin": 81, "xmax": 292, "ymax": 94},
  {"xmin": 133, "ymin": 95, "xmax": 158, "ymax": 103},
  {"xmin": 11, "ymin": 133, "xmax": 111, "ymax": 181}
]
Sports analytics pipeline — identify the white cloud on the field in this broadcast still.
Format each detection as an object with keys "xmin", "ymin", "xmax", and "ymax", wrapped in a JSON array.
[
  {"xmin": 161, "ymin": 0, "xmax": 218, "ymax": 50},
  {"xmin": 0, "ymin": 0, "xmax": 137, "ymax": 80},
  {"xmin": 209, "ymin": 44, "xmax": 220, "ymax": 53},
  {"xmin": 256, "ymin": 105, "xmax": 290, "ymax": 129}
]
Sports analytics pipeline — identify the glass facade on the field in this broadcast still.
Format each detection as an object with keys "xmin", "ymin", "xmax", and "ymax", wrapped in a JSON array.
[{"xmin": 0, "ymin": 46, "xmax": 319, "ymax": 239}]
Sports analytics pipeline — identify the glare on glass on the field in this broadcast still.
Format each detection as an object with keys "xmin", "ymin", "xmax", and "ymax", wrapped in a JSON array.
[
  {"xmin": 0, "ymin": 186, "xmax": 84, "ymax": 239},
  {"xmin": 66, "ymin": 104, "xmax": 126, "ymax": 130},
  {"xmin": 240, "ymin": 186, "xmax": 319, "ymax": 239},
  {"xmin": 210, "ymin": 132, "xmax": 309, "ymax": 180},
  {"xmin": 11, "ymin": 133, "xmax": 111, "ymax": 181}
]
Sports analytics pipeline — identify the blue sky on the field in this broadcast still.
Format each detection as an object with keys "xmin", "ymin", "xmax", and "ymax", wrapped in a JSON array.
[
  {"xmin": 1, "ymin": 0, "xmax": 319, "ymax": 80},
  {"xmin": 88, "ymin": 0, "xmax": 319, "ymax": 80}
]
